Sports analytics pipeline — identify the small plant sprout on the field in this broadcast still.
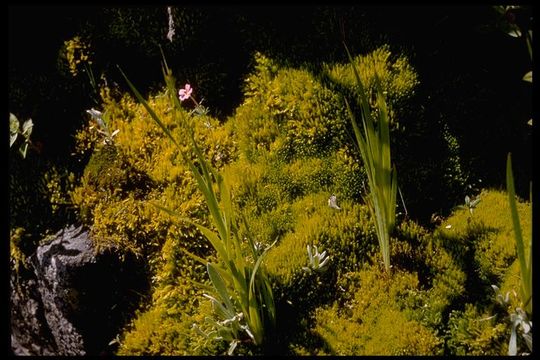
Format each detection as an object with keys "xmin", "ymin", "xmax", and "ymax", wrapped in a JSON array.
[
  {"xmin": 254, "ymin": 241, "xmax": 266, "ymax": 255},
  {"xmin": 303, "ymin": 244, "xmax": 330, "ymax": 273},
  {"xmin": 199, "ymin": 292, "xmax": 256, "ymax": 353},
  {"xmin": 464, "ymin": 195, "xmax": 481, "ymax": 216},
  {"xmin": 86, "ymin": 108, "xmax": 105, "ymax": 128},
  {"xmin": 166, "ymin": 6, "xmax": 175, "ymax": 42},
  {"xmin": 328, "ymin": 194, "xmax": 341, "ymax": 210},
  {"xmin": 9, "ymin": 113, "xmax": 34, "ymax": 158},
  {"xmin": 86, "ymin": 108, "xmax": 119, "ymax": 144},
  {"xmin": 508, "ymin": 308, "xmax": 532, "ymax": 355},
  {"xmin": 491, "ymin": 284, "xmax": 514, "ymax": 307},
  {"xmin": 108, "ymin": 334, "xmax": 122, "ymax": 347}
]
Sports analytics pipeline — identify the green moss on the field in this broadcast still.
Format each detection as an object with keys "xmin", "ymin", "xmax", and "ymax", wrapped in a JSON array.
[
  {"xmin": 392, "ymin": 222, "xmax": 467, "ymax": 329},
  {"xmin": 71, "ymin": 88, "xmax": 237, "ymax": 256},
  {"xmin": 377, "ymin": 220, "xmax": 466, "ymax": 330},
  {"xmin": 472, "ymin": 190, "xmax": 531, "ymax": 283},
  {"xmin": 67, "ymin": 46, "xmax": 522, "ymax": 356},
  {"xmin": 445, "ymin": 303, "xmax": 507, "ymax": 355},
  {"xmin": 70, "ymin": 88, "xmax": 241, "ymax": 354},
  {"xmin": 427, "ymin": 189, "xmax": 531, "ymax": 354},
  {"xmin": 118, "ymin": 299, "xmax": 225, "ymax": 355},
  {"xmin": 118, "ymin": 230, "xmax": 217, "ymax": 355},
  {"xmin": 433, "ymin": 189, "xmax": 531, "ymax": 299},
  {"xmin": 10, "ymin": 227, "xmax": 28, "ymax": 273},
  {"xmin": 313, "ymin": 266, "xmax": 443, "ymax": 355},
  {"xmin": 234, "ymin": 48, "xmax": 416, "ymax": 163},
  {"xmin": 265, "ymin": 193, "xmax": 376, "ymax": 285},
  {"xmin": 323, "ymin": 44, "xmax": 418, "ymax": 127}
]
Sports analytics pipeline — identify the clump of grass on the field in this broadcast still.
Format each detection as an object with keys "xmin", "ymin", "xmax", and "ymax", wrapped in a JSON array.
[
  {"xmin": 344, "ymin": 44, "xmax": 397, "ymax": 273},
  {"xmin": 119, "ymin": 53, "xmax": 275, "ymax": 353}
]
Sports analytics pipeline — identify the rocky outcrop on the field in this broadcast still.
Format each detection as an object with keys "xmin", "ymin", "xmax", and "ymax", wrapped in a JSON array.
[
  {"xmin": 10, "ymin": 225, "xmax": 149, "ymax": 355},
  {"xmin": 10, "ymin": 265, "xmax": 58, "ymax": 355}
]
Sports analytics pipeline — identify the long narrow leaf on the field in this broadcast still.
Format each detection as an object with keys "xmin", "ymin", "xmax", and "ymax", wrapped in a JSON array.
[
  {"xmin": 194, "ymin": 223, "xmax": 230, "ymax": 264},
  {"xmin": 344, "ymin": 43, "xmax": 372, "ymax": 124},
  {"xmin": 210, "ymin": 262, "xmax": 235, "ymax": 291},
  {"xmin": 241, "ymin": 213, "xmax": 259, "ymax": 259},
  {"xmin": 506, "ymin": 153, "xmax": 531, "ymax": 313},
  {"xmin": 260, "ymin": 277, "xmax": 276, "ymax": 327},
  {"xmin": 344, "ymin": 43, "xmax": 397, "ymax": 273},
  {"xmin": 389, "ymin": 165, "xmax": 398, "ymax": 230},
  {"xmin": 203, "ymin": 293, "xmax": 235, "ymax": 320},
  {"xmin": 207, "ymin": 263, "xmax": 235, "ymax": 311},
  {"xmin": 188, "ymin": 129, "xmax": 215, "ymax": 193},
  {"xmin": 219, "ymin": 174, "xmax": 234, "ymax": 245},
  {"xmin": 186, "ymin": 136, "xmax": 228, "ymax": 242}
]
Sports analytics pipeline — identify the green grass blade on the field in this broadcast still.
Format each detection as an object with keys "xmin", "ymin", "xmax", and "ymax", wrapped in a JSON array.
[
  {"xmin": 344, "ymin": 43, "xmax": 396, "ymax": 273},
  {"xmin": 219, "ymin": 173, "xmax": 234, "ymax": 241},
  {"xmin": 188, "ymin": 129, "xmax": 214, "ymax": 192},
  {"xmin": 389, "ymin": 165, "xmax": 398, "ymax": 230},
  {"xmin": 186, "ymin": 133, "xmax": 228, "ymax": 242},
  {"xmin": 154, "ymin": 201, "xmax": 228, "ymax": 262},
  {"xmin": 207, "ymin": 263, "xmax": 235, "ymax": 311},
  {"xmin": 249, "ymin": 253, "xmax": 267, "ymax": 296},
  {"xmin": 241, "ymin": 213, "xmax": 259, "ymax": 259},
  {"xmin": 184, "ymin": 154, "xmax": 228, "ymax": 244},
  {"xmin": 203, "ymin": 293, "xmax": 235, "ymax": 320},
  {"xmin": 346, "ymin": 99, "xmax": 367, "ymax": 165},
  {"xmin": 260, "ymin": 277, "xmax": 276, "ymax": 326},
  {"xmin": 195, "ymin": 223, "xmax": 230, "ymax": 263},
  {"xmin": 506, "ymin": 153, "xmax": 531, "ymax": 313},
  {"xmin": 344, "ymin": 43, "xmax": 372, "ymax": 123}
]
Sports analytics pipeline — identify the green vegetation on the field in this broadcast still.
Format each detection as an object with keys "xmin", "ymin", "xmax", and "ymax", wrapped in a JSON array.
[
  {"xmin": 120, "ymin": 57, "xmax": 277, "ymax": 352},
  {"xmin": 314, "ymin": 266, "xmax": 443, "ymax": 355},
  {"xmin": 11, "ymin": 37, "xmax": 531, "ymax": 355}
]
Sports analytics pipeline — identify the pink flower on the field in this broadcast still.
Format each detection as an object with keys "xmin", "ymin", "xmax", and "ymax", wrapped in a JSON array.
[{"xmin": 178, "ymin": 84, "xmax": 193, "ymax": 101}]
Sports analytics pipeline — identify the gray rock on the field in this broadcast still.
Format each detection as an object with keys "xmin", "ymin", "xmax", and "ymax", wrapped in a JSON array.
[
  {"xmin": 10, "ymin": 269, "xmax": 57, "ymax": 355},
  {"xmin": 10, "ymin": 225, "xmax": 149, "ymax": 355},
  {"xmin": 33, "ymin": 225, "xmax": 94, "ymax": 355}
]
